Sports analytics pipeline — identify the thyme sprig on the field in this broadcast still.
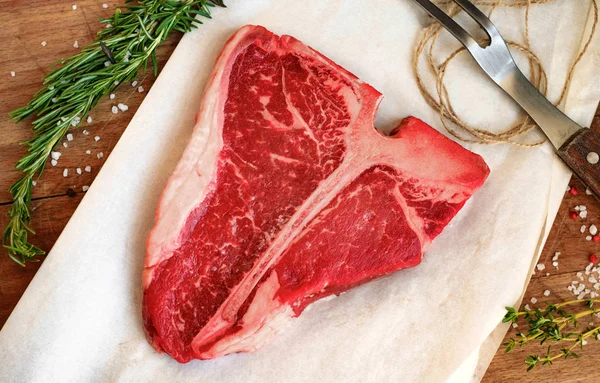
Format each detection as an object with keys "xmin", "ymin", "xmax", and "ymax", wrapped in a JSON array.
[
  {"xmin": 5, "ymin": 0, "xmax": 226, "ymax": 266},
  {"xmin": 503, "ymin": 299, "xmax": 600, "ymax": 371}
]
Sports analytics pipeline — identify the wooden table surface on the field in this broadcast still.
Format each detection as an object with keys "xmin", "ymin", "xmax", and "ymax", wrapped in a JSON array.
[{"xmin": 1, "ymin": 1, "xmax": 599, "ymax": 381}]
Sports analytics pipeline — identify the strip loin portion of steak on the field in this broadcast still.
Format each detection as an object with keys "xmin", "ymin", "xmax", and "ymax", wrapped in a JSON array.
[{"xmin": 142, "ymin": 25, "xmax": 489, "ymax": 363}]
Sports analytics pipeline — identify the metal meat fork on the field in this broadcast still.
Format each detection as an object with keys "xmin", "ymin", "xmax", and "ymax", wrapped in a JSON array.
[{"xmin": 411, "ymin": 0, "xmax": 600, "ymax": 197}]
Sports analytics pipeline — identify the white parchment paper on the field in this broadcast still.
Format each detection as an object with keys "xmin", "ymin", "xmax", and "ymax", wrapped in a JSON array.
[{"xmin": 1, "ymin": 1, "xmax": 599, "ymax": 382}]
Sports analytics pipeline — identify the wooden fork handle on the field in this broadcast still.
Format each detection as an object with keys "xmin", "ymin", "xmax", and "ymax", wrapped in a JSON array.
[{"xmin": 558, "ymin": 129, "xmax": 600, "ymax": 197}]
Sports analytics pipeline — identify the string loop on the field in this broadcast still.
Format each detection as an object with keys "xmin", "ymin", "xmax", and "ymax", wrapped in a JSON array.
[{"xmin": 413, "ymin": 0, "xmax": 598, "ymax": 147}]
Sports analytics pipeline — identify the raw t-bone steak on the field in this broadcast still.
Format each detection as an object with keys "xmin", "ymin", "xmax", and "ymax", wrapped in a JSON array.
[{"xmin": 142, "ymin": 25, "xmax": 489, "ymax": 363}]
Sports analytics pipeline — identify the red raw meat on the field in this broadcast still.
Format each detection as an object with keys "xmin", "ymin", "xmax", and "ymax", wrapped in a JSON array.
[{"xmin": 142, "ymin": 25, "xmax": 489, "ymax": 363}]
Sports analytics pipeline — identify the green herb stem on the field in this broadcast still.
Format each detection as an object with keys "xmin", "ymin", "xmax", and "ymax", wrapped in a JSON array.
[
  {"xmin": 5, "ymin": 0, "xmax": 226, "ymax": 266},
  {"xmin": 503, "ymin": 299, "xmax": 600, "ymax": 370}
]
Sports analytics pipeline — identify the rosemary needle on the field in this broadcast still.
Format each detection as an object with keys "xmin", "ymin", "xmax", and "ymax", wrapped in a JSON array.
[{"xmin": 5, "ymin": 0, "xmax": 226, "ymax": 266}]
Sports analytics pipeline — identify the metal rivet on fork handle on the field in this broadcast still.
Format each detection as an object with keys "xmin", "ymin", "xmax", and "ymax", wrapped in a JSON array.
[{"xmin": 587, "ymin": 152, "xmax": 599, "ymax": 165}]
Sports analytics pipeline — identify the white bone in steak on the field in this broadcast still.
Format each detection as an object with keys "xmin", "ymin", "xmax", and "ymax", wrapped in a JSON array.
[{"xmin": 142, "ymin": 25, "xmax": 490, "ymax": 363}]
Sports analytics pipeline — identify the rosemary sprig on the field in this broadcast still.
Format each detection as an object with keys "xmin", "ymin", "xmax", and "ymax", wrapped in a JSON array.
[
  {"xmin": 5, "ymin": 0, "xmax": 226, "ymax": 266},
  {"xmin": 503, "ymin": 299, "xmax": 600, "ymax": 371}
]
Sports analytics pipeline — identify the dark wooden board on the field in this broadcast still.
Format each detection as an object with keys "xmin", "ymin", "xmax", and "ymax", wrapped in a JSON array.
[{"xmin": 1, "ymin": 0, "xmax": 599, "ymax": 380}]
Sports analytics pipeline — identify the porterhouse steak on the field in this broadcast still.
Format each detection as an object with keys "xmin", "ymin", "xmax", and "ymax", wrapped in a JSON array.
[{"xmin": 142, "ymin": 25, "xmax": 489, "ymax": 363}]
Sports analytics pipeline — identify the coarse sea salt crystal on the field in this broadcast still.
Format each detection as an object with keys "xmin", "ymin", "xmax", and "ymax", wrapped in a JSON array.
[
  {"xmin": 595, "ymin": 283, "xmax": 600, "ymax": 290},
  {"xmin": 591, "ymin": 225, "xmax": 598, "ymax": 235},
  {"xmin": 66, "ymin": 133, "xmax": 74, "ymax": 141},
  {"xmin": 581, "ymin": 225, "xmax": 587, "ymax": 233},
  {"xmin": 546, "ymin": 273, "xmax": 550, "ymax": 276},
  {"xmin": 117, "ymin": 103, "xmax": 128, "ymax": 111},
  {"xmin": 94, "ymin": 136, "xmax": 100, "ymax": 142},
  {"xmin": 578, "ymin": 292, "xmax": 588, "ymax": 300},
  {"xmin": 51, "ymin": 159, "xmax": 57, "ymax": 166},
  {"xmin": 82, "ymin": 185, "xmax": 89, "ymax": 192},
  {"xmin": 41, "ymin": 41, "xmax": 47, "ymax": 47},
  {"xmin": 524, "ymin": 304, "xmax": 531, "ymax": 311},
  {"xmin": 97, "ymin": 152, "xmax": 104, "ymax": 159},
  {"xmin": 553, "ymin": 252, "xmax": 560, "ymax": 261},
  {"xmin": 86, "ymin": 117, "xmax": 92, "ymax": 124},
  {"xmin": 51, "ymin": 151, "xmax": 61, "ymax": 160},
  {"xmin": 512, "ymin": 323, "xmax": 518, "ymax": 328},
  {"xmin": 587, "ymin": 188, "xmax": 593, "ymax": 195},
  {"xmin": 131, "ymin": 80, "xmax": 138, "ymax": 87},
  {"xmin": 581, "ymin": 211, "xmax": 588, "ymax": 219},
  {"xmin": 72, "ymin": 4, "xmax": 77, "ymax": 10},
  {"xmin": 109, "ymin": 93, "xmax": 116, "ymax": 99},
  {"xmin": 85, "ymin": 165, "xmax": 91, "ymax": 172},
  {"xmin": 76, "ymin": 168, "xmax": 82, "ymax": 175},
  {"xmin": 543, "ymin": 290, "xmax": 550, "ymax": 296},
  {"xmin": 568, "ymin": 285, "xmax": 574, "ymax": 291},
  {"xmin": 552, "ymin": 261, "xmax": 559, "ymax": 267},
  {"xmin": 83, "ymin": 130, "xmax": 89, "ymax": 135},
  {"xmin": 63, "ymin": 169, "xmax": 68, "ymax": 177},
  {"xmin": 63, "ymin": 142, "xmax": 68, "ymax": 148},
  {"xmin": 590, "ymin": 276, "xmax": 598, "ymax": 283},
  {"xmin": 586, "ymin": 236, "xmax": 592, "ymax": 241},
  {"xmin": 580, "ymin": 205, "xmax": 587, "ymax": 211},
  {"xmin": 575, "ymin": 206, "xmax": 581, "ymax": 211},
  {"xmin": 10, "ymin": 71, "xmax": 15, "ymax": 77},
  {"xmin": 102, "ymin": 3, "xmax": 108, "ymax": 8},
  {"xmin": 530, "ymin": 297, "xmax": 537, "ymax": 304},
  {"xmin": 586, "ymin": 263, "xmax": 594, "ymax": 272},
  {"xmin": 32, "ymin": 180, "xmax": 37, "ymax": 186},
  {"xmin": 583, "ymin": 340, "xmax": 588, "ymax": 346},
  {"xmin": 111, "ymin": 106, "xmax": 118, "ymax": 114},
  {"xmin": 138, "ymin": 86, "xmax": 144, "ymax": 93},
  {"xmin": 536, "ymin": 264, "xmax": 545, "ymax": 271},
  {"xmin": 85, "ymin": 150, "xmax": 91, "ymax": 155},
  {"xmin": 592, "ymin": 292, "xmax": 599, "ymax": 299},
  {"xmin": 73, "ymin": 40, "xmax": 79, "ymax": 48}
]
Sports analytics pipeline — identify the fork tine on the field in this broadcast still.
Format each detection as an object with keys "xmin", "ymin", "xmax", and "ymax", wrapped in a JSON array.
[
  {"xmin": 452, "ymin": 0, "xmax": 501, "ymax": 40},
  {"xmin": 412, "ymin": 0, "xmax": 480, "ymax": 51}
]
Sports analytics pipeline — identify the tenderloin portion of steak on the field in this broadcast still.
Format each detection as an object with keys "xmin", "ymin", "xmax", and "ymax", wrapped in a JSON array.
[{"xmin": 142, "ymin": 25, "xmax": 489, "ymax": 363}]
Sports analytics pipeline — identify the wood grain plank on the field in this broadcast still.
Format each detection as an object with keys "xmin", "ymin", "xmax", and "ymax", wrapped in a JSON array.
[
  {"xmin": 0, "ymin": 0, "xmax": 181, "ymax": 328},
  {"xmin": 0, "ymin": 0, "xmax": 180, "ymax": 204},
  {"xmin": 0, "ymin": 194, "xmax": 83, "ymax": 326},
  {"xmin": 1, "ymin": 0, "xmax": 599, "ymax": 381},
  {"xmin": 483, "ymin": 111, "xmax": 600, "ymax": 382}
]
